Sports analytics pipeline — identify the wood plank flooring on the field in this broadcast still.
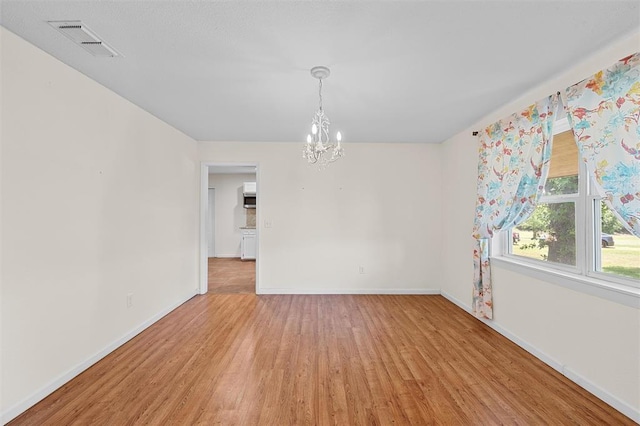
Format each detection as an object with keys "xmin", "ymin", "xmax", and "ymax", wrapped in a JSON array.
[
  {"xmin": 9, "ymin": 294, "xmax": 633, "ymax": 425},
  {"xmin": 208, "ymin": 257, "xmax": 255, "ymax": 294}
]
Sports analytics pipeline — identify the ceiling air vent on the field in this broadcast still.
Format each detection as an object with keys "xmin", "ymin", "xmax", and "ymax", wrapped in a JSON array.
[{"xmin": 47, "ymin": 20, "xmax": 121, "ymax": 57}]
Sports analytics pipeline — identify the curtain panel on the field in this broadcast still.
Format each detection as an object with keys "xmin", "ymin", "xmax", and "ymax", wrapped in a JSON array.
[
  {"xmin": 564, "ymin": 52, "xmax": 640, "ymax": 237},
  {"xmin": 472, "ymin": 95, "xmax": 559, "ymax": 319}
]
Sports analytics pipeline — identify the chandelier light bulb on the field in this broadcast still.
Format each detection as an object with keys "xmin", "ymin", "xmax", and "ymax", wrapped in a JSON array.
[
  {"xmin": 336, "ymin": 131, "xmax": 342, "ymax": 142},
  {"xmin": 307, "ymin": 134, "xmax": 312, "ymax": 144},
  {"xmin": 312, "ymin": 123, "xmax": 318, "ymax": 135}
]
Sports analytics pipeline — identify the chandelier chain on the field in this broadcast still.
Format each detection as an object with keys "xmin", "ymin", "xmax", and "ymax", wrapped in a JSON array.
[{"xmin": 318, "ymin": 78, "xmax": 323, "ymax": 111}]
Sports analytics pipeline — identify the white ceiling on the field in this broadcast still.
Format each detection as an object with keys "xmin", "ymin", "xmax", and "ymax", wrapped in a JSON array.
[{"xmin": 1, "ymin": 1, "xmax": 639, "ymax": 144}]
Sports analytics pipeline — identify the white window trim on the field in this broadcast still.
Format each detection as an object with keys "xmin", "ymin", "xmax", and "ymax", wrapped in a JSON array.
[
  {"xmin": 492, "ymin": 117, "xmax": 640, "ymax": 308},
  {"xmin": 491, "ymin": 238, "xmax": 640, "ymax": 309}
]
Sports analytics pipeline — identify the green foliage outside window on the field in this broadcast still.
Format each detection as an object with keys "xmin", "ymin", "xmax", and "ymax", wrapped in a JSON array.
[
  {"xmin": 517, "ymin": 176, "xmax": 577, "ymax": 265},
  {"xmin": 601, "ymin": 203, "xmax": 624, "ymax": 235}
]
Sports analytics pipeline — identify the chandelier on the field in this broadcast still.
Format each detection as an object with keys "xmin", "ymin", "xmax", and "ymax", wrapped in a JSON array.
[{"xmin": 302, "ymin": 66, "xmax": 344, "ymax": 167}]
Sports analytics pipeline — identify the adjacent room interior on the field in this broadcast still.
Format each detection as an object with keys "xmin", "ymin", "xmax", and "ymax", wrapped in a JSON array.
[
  {"xmin": 206, "ymin": 165, "xmax": 257, "ymax": 294},
  {"xmin": 1, "ymin": 1, "xmax": 639, "ymax": 424}
]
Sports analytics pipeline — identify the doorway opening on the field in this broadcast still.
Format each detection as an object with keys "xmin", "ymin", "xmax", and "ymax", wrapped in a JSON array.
[{"xmin": 199, "ymin": 163, "xmax": 258, "ymax": 294}]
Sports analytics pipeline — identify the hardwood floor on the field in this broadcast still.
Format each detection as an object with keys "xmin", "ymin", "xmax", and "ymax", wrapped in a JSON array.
[
  {"xmin": 9, "ymin": 295, "xmax": 632, "ymax": 425},
  {"xmin": 208, "ymin": 257, "xmax": 255, "ymax": 294}
]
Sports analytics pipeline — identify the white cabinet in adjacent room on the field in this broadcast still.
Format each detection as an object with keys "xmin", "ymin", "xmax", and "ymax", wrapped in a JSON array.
[{"xmin": 241, "ymin": 228, "xmax": 256, "ymax": 260}]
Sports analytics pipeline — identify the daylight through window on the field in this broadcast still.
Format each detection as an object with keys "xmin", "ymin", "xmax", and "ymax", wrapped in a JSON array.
[{"xmin": 506, "ymin": 120, "xmax": 640, "ymax": 285}]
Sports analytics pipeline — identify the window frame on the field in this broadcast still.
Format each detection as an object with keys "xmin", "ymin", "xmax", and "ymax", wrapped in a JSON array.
[{"xmin": 493, "ymin": 117, "xmax": 640, "ymax": 307}]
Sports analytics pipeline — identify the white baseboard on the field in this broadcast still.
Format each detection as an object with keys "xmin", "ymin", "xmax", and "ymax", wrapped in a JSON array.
[
  {"xmin": 257, "ymin": 288, "xmax": 440, "ymax": 295},
  {"xmin": 1, "ymin": 290, "xmax": 198, "ymax": 425},
  {"xmin": 440, "ymin": 290, "xmax": 640, "ymax": 423},
  {"xmin": 212, "ymin": 254, "xmax": 240, "ymax": 258}
]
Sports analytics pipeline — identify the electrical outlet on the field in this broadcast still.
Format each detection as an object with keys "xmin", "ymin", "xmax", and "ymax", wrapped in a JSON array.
[
  {"xmin": 127, "ymin": 293, "xmax": 133, "ymax": 308},
  {"xmin": 264, "ymin": 220, "xmax": 272, "ymax": 228},
  {"xmin": 359, "ymin": 266, "xmax": 365, "ymax": 274}
]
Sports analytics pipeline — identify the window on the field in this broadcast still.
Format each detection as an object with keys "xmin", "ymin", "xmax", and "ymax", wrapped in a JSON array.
[
  {"xmin": 596, "ymin": 202, "xmax": 639, "ymax": 280},
  {"xmin": 502, "ymin": 118, "xmax": 639, "ymax": 291}
]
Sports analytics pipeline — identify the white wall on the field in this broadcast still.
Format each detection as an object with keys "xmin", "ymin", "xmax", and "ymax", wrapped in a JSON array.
[
  {"xmin": 208, "ymin": 173, "xmax": 256, "ymax": 257},
  {"xmin": 0, "ymin": 26, "xmax": 4, "ymax": 422},
  {"xmin": 200, "ymin": 142, "xmax": 442, "ymax": 293},
  {"xmin": 1, "ymin": 28, "xmax": 199, "ymax": 421},
  {"xmin": 440, "ymin": 31, "xmax": 640, "ymax": 419}
]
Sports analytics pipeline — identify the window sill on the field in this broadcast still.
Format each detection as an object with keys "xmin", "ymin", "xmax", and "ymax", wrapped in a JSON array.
[{"xmin": 491, "ymin": 256, "xmax": 640, "ymax": 309}]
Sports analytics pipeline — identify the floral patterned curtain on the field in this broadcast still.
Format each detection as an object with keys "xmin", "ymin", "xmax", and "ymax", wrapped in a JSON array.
[
  {"xmin": 564, "ymin": 52, "xmax": 640, "ymax": 237},
  {"xmin": 472, "ymin": 94, "xmax": 559, "ymax": 319}
]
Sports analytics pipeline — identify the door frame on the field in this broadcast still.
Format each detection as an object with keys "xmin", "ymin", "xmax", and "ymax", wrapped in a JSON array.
[
  {"xmin": 207, "ymin": 188, "xmax": 215, "ymax": 257},
  {"xmin": 199, "ymin": 162, "xmax": 259, "ymax": 295}
]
